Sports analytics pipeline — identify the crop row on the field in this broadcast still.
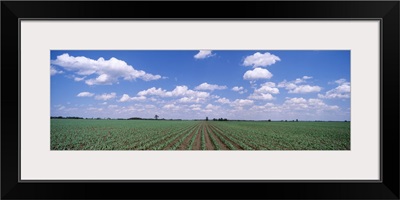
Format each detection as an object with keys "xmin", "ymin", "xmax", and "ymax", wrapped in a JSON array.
[{"xmin": 51, "ymin": 119, "xmax": 350, "ymax": 150}]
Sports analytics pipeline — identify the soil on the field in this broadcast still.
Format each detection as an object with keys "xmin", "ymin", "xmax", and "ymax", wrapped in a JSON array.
[
  {"xmin": 192, "ymin": 124, "xmax": 202, "ymax": 150},
  {"xmin": 201, "ymin": 123, "xmax": 213, "ymax": 150},
  {"xmin": 178, "ymin": 124, "xmax": 199, "ymax": 150},
  {"xmin": 208, "ymin": 124, "xmax": 244, "ymax": 150},
  {"xmin": 163, "ymin": 125, "xmax": 196, "ymax": 150},
  {"xmin": 206, "ymin": 125, "xmax": 229, "ymax": 150}
]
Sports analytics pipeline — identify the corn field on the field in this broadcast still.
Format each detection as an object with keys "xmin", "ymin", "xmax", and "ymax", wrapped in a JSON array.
[{"xmin": 51, "ymin": 119, "xmax": 350, "ymax": 150}]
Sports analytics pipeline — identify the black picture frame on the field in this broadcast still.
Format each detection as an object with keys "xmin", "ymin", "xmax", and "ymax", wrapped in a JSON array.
[{"xmin": 2, "ymin": 1, "xmax": 399, "ymax": 199}]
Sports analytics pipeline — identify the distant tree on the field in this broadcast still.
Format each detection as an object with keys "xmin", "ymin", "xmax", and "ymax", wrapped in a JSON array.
[
  {"xmin": 128, "ymin": 117, "xmax": 142, "ymax": 120},
  {"xmin": 155, "ymin": 115, "xmax": 159, "ymax": 120},
  {"xmin": 206, "ymin": 117, "xmax": 208, "ymax": 121},
  {"xmin": 296, "ymin": 119, "xmax": 298, "ymax": 122},
  {"xmin": 345, "ymin": 120, "xmax": 347, "ymax": 122},
  {"xmin": 285, "ymin": 120, "xmax": 288, "ymax": 122},
  {"xmin": 224, "ymin": 118, "xmax": 228, "ymax": 121},
  {"xmin": 213, "ymin": 118, "xmax": 216, "ymax": 121},
  {"xmin": 268, "ymin": 119, "xmax": 271, "ymax": 122},
  {"xmin": 51, "ymin": 116, "xmax": 64, "ymax": 119}
]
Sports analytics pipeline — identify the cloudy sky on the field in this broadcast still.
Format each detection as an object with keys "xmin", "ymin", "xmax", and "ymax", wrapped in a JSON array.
[{"xmin": 51, "ymin": 50, "xmax": 350, "ymax": 121}]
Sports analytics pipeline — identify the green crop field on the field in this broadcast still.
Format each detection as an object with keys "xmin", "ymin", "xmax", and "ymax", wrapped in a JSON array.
[{"xmin": 51, "ymin": 119, "xmax": 350, "ymax": 150}]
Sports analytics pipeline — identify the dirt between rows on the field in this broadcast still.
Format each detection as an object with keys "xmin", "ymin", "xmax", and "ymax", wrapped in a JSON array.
[
  {"xmin": 186, "ymin": 122, "xmax": 214, "ymax": 150},
  {"xmin": 180, "ymin": 122, "xmax": 244, "ymax": 150},
  {"xmin": 162, "ymin": 124, "xmax": 198, "ymax": 150},
  {"xmin": 204, "ymin": 123, "xmax": 229, "ymax": 150},
  {"xmin": 192, "ymin": 124, "xmax": 202, "ymax": 150},
  {"xmin": 203, "ymin": 123, "xmax": 214, "ymax": 150},
  {"xmin": 208, "ymin": 124, "xmax": 244, "ymax": 150},
  {"xmin": 127, "ymin": 127, "xmax": 175, "ymax": 150},
  {"xmin": 136, "ymin": 122, "xmax": 247, "ymax": 150},
  {"xmin": 177, "ymin": 125, "xmax": 198, "ymax": 150},
  {"xmin": 210, "ymin": 124, "xmax": 273, "ymax": 150}
]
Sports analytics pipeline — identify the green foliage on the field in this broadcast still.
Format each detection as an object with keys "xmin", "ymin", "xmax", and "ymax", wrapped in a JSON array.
[
  {"xmin": 207, "ymin": 127, "xmax": 220, "ymax": 150},
  {"xmin": 51, "ymin": 119, "xmax": 350, "ymax": 150},
  {"xmin": 187, "ymin": 125, "xmax": 200, "ymax": 150},
  {"xmin": 209, "ymin": 121, "xmax": 350, "ymax": 150},
  {"xmin": 201, "ymin": 128, "xmax": 206, "ymax": 150}
]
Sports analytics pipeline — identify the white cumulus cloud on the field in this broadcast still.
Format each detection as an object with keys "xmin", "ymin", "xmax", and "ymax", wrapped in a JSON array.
[
  {"xmin": 178, "ymin": 97, "xmax": 205, "ymax": 103},
  {"xmin": 138, "ymin": 85, "xmax": 209, "ymax": 99},
  {"xmin": 77, "ymin": 92, "xmax": 94, "ymax": 97},
  {"xmin": 243, "ymin": 52, "xmax": 281, "ymax": 68},
  {"xmin": 215, "ymin": 97, "xmax": 231, "ymax": 104},
  {"xmin": 87, "ymin": 107, "xmax": 103, "ymax": 112},
  {"xmin": 277, "ymin": 80, "xmax": 297, "ymax": 90},
  {"xmin": 205, "ymin": 104, "xmax": 220, "ymax": 110},
  {"xmin": 283, "ymin": 97, "xmax": 340, "ymax": 111},
  {"xmin": 248, "ymin": 93, "xmax": 274, "ymax": 100},
  {"xmin": 231, "ymin": 99, "xmax": 254, "ymax": 107},
  {"xmin": 137, "ymin": 87, "xmax": 166, "ymax": 96},
  {"xmin": 190, "ymin": 104, "xmax": 202, "ymax": 111},
  {"xmin": 163, "ymin": 104, "xmax": 180, "ymax": 110},
  {"xmin": 194, "ymin": 50, "xmax": 215, "ymax": 59},
  {"xmin": 285, "ymin": 97, "xmax": 307, "ymax": 104},
  {"xmin": 248, "ymin": 82, "xmax": 279, "ymax": 100},
  {"xmin": 130, "ymin": 96, "xmax": 147, "ymax": 101},
  {"xmin": 50, "ymin": 65, "xmax": 63, "ymax": 76},
  {"xmin": 318, "ymin": 79, "xmax": 350, "ymax": 99},
  {"xmin": 288, "ymin": 85, "xmax": 321, "ymax": 93},
  {"xmin": 51, "ymin": 53, "xmax": 162, "ymax": 85},
  {"xmin": 243, "ymin": 68, "xmax": 273, "ymax": 80},
  {"xmin": 74, "ymin": 76, "xmax": 86, "ymax": 82},
  {"xmin": 278, "ymin": 77, "xmax": 321, "ymax": 93},
  {"xmin": 119, "ymin": 94, "xmax": 131, "ymax": 102},
  {"xmin": 118, "ymin": 94, "xmax": 146, "ymax": 102},
  {"xmin": 195, "ymin": 82, "xmax": 227, "ymax": 91},
  {"xmin": 255, "ymin": 82, "xmax": 279, "ymax": 94},
  {"xmin": 335, "ymin": 78, "xmax": 347, "ymax": 84},
  {"xmin": 294, "ymin": 78, "xmax": 305, "ymax": 84},
  {"xmin": 232, "ymin": 86, "xmax": 247, "ymax": 94},
  {"xmin": 94, "ymin": 92, "xmax": 116, "ymax": 101},
  {"xmin": 232, "ymin": 86, "xmax": 243, "ymax": 92}
]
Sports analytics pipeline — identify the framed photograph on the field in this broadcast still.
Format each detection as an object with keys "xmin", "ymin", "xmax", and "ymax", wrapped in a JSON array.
[{"xmin": 2, "ymin": 1, "xmax": 399, "ymax": 199}]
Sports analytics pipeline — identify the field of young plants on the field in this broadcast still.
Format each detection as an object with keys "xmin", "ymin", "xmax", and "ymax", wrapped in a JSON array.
[{"xmin": 51, "ymin": 119, "xmax": 350, "ymax": 150}]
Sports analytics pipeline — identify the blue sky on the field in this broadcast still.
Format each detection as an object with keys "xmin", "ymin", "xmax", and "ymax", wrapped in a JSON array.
[{"xmin": 51, "ymin": 50, "xmax": 350, "ymax": 121}]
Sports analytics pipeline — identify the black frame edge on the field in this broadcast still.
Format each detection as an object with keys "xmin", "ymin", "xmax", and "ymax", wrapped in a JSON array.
[{"xmin": 2, "ymin": 1, "xmax": 399, "ymax": 200}]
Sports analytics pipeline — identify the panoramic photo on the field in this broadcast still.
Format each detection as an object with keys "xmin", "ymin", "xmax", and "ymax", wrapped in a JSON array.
[{"xmin": 50, "ymin": 50, "xmax": 350, "ymax": 150}]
